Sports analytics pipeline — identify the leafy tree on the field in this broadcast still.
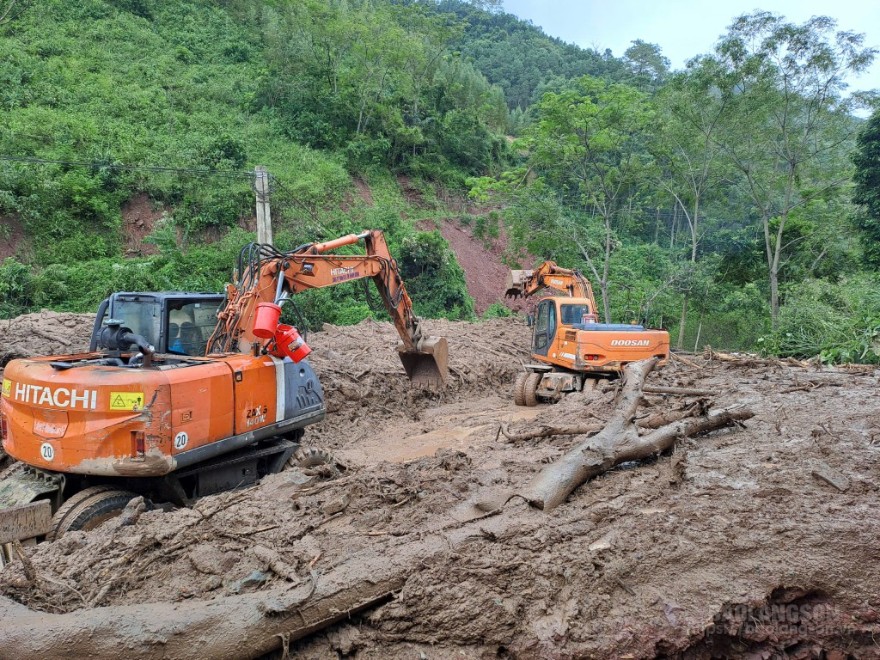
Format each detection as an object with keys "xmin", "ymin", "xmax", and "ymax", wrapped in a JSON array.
[
  {"xmin": 852, "ymin": 110, "xmax": 880, "ymax": 268},
  {"xmin": 623, "ymin": 40, "xmax": 669, "ymax": 92},
  {"xmin": 706, "ymin": 11, "xmax": 875, "ymax": 327},
  {"xmin": 527, "ymin": 76, "xmax": 654, "ymax": 320},
  {"xmin": 652, "ymin": 61, "xmax": 728, "ymax": 347}
]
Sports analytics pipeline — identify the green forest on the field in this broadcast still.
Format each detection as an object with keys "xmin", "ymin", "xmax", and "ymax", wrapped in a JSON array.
[{"xmin": 1, "ymin": 0, "xmax": 880, "ymax": 362}]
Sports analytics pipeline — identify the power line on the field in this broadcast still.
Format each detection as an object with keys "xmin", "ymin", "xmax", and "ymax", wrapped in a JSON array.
[
  {"xmin": 0, "ymin": 155, "xmax": 332, "ymax": 230},
  {"xmin": 0, "ymin": 154, "xmax": 255, "ymax": 178},
  {"xmin": 267, "ymin": 174, "xmax": 334, "ymax": 237}
]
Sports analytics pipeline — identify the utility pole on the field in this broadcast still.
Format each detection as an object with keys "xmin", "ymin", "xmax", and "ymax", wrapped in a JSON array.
[{"xmin": 254, "ymin": 165, "xmax": 273, "ymax": 245}]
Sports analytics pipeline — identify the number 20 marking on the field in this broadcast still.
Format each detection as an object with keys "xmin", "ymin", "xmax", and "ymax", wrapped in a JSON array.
[{"xmin": 174, "ymin": 432, "xmax": 188, "ymax": 450}]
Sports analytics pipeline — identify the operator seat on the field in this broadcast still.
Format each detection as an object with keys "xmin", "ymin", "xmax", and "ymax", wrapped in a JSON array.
[
  {"xmin": 178, "ymin": 322, "xmax": 202, "ymax": 356},
  {"xmin": 168, "ymin": 322, "xmax": 182, "ymax": 353},
  {"xmin": 169, "ymin": 309, "xmax": 196, "ymax": 355}
]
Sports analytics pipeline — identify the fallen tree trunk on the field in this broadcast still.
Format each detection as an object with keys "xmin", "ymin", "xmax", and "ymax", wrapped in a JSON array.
[
  {"xmin": 498, "ymin": 422, "xmax": 602, "ymax": 443},
  {"xmin": 642, "ymin": 385, "xmax": 715, "ymax": 397},
  {"xmin": 0, "ymin": 498, "xmax": 531, "ymax": 659},
  {"xmin": 522, "ymin": 359, "xmax": 753, "ymax": 510},
  {"xmin": 500, "ymin": 401, "xmax": 711, "ymax": 444},
  {"xmin": 703, "ymin": 348, "xmax": 809, "ymax": 369},
  {"xmin": 633, "ymin": 401, "xmax": 709, "ymax": 429},
  {"xmin": 0, "ymin": 556, "xmax": 407, "ymax": 659}
]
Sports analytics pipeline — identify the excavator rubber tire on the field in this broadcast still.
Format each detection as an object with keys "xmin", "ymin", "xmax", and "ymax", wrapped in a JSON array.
[
  {"xmin": 293, "ymin": 447, "xmax": 337, "ymax": 469},
  {"xmin": 290, "ymin": 447, "xmax": 343, "ymax": 480},
  {"xmin": 46, "ymin": 486, "xmax": 137, "ymax": 541},
  {"xmin": 523, "ymin": 372, "xmax": 542, "ymax": 407},
  {"xmin": 513, "ymin": 372, "xmax": 529, "ymax": 406}
]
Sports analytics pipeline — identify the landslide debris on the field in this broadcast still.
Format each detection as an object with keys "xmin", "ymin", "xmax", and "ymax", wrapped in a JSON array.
[
  {"xmin": 0, "ymin": 311, "xmax": 94, "ymax": 371},
  {"xmin": 1, "ymin": 312, "xmax": 879, "ymax": 659}
]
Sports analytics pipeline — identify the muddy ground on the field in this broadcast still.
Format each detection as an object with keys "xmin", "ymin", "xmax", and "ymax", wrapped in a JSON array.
[{"xmin": 1, "ymin": 314, "xmax": 880, "ymax": 659}]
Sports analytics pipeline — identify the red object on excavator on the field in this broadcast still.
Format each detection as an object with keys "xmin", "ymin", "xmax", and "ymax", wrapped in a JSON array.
[
  {"xmin": 252, "ymin": 302, "xmax": 282, "ymax": 339},
  {"xmin": 273, "ymin": 325, "xmax": 310, "ymax": 362}
]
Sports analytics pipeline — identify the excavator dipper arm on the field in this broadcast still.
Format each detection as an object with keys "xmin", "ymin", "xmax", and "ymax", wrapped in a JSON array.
[
  {"xmin": 207, "ymin": 230, "xmax": 448, "ymax": 386},
  {"xmin": 506, "ymin": 261, "xmax": 598, "ymax": 310}
]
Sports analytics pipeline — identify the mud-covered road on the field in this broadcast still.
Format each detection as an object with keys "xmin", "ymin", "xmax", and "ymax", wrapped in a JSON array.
[{"xmin": 1, "ymin": 314, "xmax": 879, "ymax": 659}]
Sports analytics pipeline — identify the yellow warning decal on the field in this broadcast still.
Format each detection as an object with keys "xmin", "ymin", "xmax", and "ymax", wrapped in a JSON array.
[
  {"xmin": 1, "ymin": 379, "xmax": 10, "ymax": 397},
  {"xmin": 109, "ymin": 392, "xmax": 145, "ymax": 411}
]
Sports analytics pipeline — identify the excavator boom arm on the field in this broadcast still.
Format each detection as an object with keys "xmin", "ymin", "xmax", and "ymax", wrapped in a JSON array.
[{"xmin": 207, "ymin": 230, "xmax": 447, "ymax": 385}]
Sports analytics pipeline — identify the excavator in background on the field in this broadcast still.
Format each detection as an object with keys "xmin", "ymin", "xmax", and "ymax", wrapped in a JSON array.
[
  {"xmin": 505, "ymin": 261, "xmax": 669, "ymax": 406},
  {"xmin": 0, "ymin": 229, "xmax": 447, "ymax": 554}
]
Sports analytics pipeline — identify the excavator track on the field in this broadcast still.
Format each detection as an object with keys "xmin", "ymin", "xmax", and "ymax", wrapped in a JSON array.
[
  {"xmin": 0, "ymin": 460, "xmax": 24, "ymax": 481},
  {"xmin": 0, "ymin": 462, "xmax": 63, "ymax": 560}
]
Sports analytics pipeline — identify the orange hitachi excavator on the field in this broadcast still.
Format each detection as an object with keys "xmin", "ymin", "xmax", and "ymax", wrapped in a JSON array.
[
  {"xmin": 0, "ymin": 229, "xmax": 447, "ymax": 550},
  {"xmin": 505, "ymin": 261, "xmax": 669, "ymax": 405}
]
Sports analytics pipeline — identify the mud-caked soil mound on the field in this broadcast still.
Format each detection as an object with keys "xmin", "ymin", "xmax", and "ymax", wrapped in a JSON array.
[
  {"xmin": 305, "ymin": 317, "xmax": 530, "ymax": 446},
  {"xmin": 0, "ymin": 311, "xmax": 94, "ymax": 371},
  {"xmin": 3, "ymin": 315, "xmax": 880, "ymax": 659}
]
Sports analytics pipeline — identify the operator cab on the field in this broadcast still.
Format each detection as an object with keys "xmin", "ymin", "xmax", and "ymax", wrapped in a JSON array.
[
  {"xmin": 532, "ymin": 297, "xmax": 649, "ymax": 355},
  {"xmin": 533, "ymin": 298, "xmax": 598, "ymax": 356},
  {"xmin": 90, "ymin": 292, "xmax": 225, "ymax": 357}
]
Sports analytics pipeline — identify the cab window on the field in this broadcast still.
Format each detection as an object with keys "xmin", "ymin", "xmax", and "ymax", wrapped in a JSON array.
[
  {"xmin": 533, "ymin": 300, "xmax": 555, "ymax": 352},
  {"xmin": 167, "ymin": 300, "xmax": 223, "ymax": 356},
  {"xmin": 560, "ymin": 304, "xmax": 593, "ymax": 325},
  {"xmin": 113, "ymin": 299, "xmax": 161, "ymax": 346}
]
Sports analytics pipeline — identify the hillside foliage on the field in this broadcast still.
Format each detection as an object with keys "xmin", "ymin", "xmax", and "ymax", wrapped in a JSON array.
[
  {"xmin": 470, "ymin": 9, "xmax": 880, "ymax": 361},
  {"xmin": 0, "ymin": 0, "xmax": 504, "ymax": 326},
  {"xmin": 1, "ymin": 0, "xmax": 879, "ymax": 362}
]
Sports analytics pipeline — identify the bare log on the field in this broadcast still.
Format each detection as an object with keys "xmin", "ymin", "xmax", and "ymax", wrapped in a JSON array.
[
  {"xmin": 522, "ymin": 359, "xmax": 753, "ymax": 511},
  {"xmin": 500, "ymin": 402, "xmax": 707, "ymax": 444},
  {"xmin": 0, "ymin": 497, "xmax": 533, "ymax": 658},
  {"xmin": 670, "ymin": 352, "xmax": 703, "ymax": 370},
  {"xmin": 499, "ymin": 422, "xmax": 602, "ymax": 443},
  {"xmin": 521, "ymin": 359, "xmax": 657, "ymax": 510},
  {"xmin": 634, "ymin": 401, "xmax": 707, "ymax": 429},
  {"xmin": 703, "ymin": 348, "xmax": 809, "ymax": 369},
  {"xmin": 0, "ymin": 559, "xmax": 405, "ymax": 659},
  {"xmin": 524, "ymin": 406, "xmax": 753, "ymax": 510},
  {"xmin": 642, "ymin": 385, "xmax": 715, "ymax": 397}
]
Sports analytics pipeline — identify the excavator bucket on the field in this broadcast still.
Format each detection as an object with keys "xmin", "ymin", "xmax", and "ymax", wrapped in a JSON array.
[
  {"xmin": 505, "ymin": 269, "xmax": 533, "ymax": 299},
  {"xmin": 398, "ymin": 336, "xmax": 449, "ymax": 387}
]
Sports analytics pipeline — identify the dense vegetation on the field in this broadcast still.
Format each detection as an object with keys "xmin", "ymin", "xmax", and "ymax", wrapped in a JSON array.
[
  {"xmin": 471, "ymin": 9, "xmax": 880, "ymax": 361},
  {"xmin": 1, "ymin": 0, "xmax": 879, "ymax": 361},
  {"xmin": 0, "ymin": 0, "xmax": 504, "ymax": 324},
  {"xmin": 437, "ymin": 1, "xmax": 629, "ymax": 110}
]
